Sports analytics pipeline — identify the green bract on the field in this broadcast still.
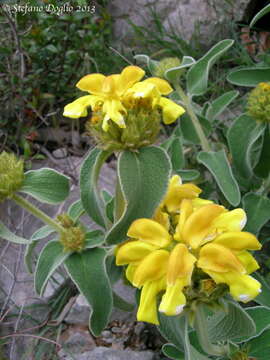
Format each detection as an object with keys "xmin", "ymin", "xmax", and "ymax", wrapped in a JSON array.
[{"xmin": 0, "ymin": 151, "xmax": 24, "ymax": 202}]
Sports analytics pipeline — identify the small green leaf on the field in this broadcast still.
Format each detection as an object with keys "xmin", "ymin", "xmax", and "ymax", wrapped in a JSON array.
[
  {"xmin": 0, "ymin": 221, "xmax": 29, "ymax": 244},
  {"xmin": 162, "ymin": 343, "xmax": 184, "ymax": 360},
  {"xmin": 253, "ymin": 273, "xmax": 270, "ymax": 308},
  {"xmin": 242, "ymin": 193, "xmax": 270, "ymax": 234},
  {"xmin": 187, "ymin": 39, "xmax": 234, "ymax": 96},
  {"xmin": 101, "ymin": 190, "xmax": 112, "ymax": 204},
  {"xmin": 176, "ymin": 169, "xmax": 200, "ymax": 182},
  {"xmin": 68, "ymin": 199, "xmax": 84, "ymax": 221},
  {"xmin": 207, "ymin": 301, "xmax": 256, "ymax": 342},
  {"xmin": 20, "ymin": 168, "xmax": 70, "ymax": 204},
  {"xmin": 84, "ymin": 230, "xmax": 104, "ymax": 248},
  {"xmin": 34, "ymin": 240, "xmax": 68, "ymax": 296},
  {"xmin": 31, "ymin": 225, "xmax": 55, "ymax": 241},
  {"xmin": 101, "ymin": 190, "xmax": 114, "ymax": 223},
  {"xmin": 248, "ymin": 329, "xmax": 270, "ymax": 360},
  {"xmin": 159, "ymin": 313, "xmax": 209, "ymax": 360},
  {"xmin": 46, "ymin": 44, "xmax": 58, "ymax": 53},
  {"xmin": 227, "ymin": 67, "xmax": 270, "ymax": 87},
  {"xmin": 206, "ymin": 90, "xmax": 239, "ymax": 121},
  {"xmin": 64, "ymin": 248, "xmax": 113, "ymax": 336},
  {"xmin": 80, "ymin": 148, "xmax": 112, "ymax": 228},
  {"xmin": 106, "ymin": 146, "xmax": 171, "ymax": 244},
  {"xmin": 255, "ymin": 125, "xmax": 270, "ymax": 178},
  {"xmin": 106, "ymin": 255, "xmax": 122, "ymax": 284},
  {"xmin": 180, "ymin": 113, "xmax": 212, "ymax": 144},
  {"xmin": 106, "ymin": 198, "xmax": 115, "ymax": 223},
  {"xmin": 134, "ymin": 54, "xmax": 159, "ymax": 75},
  {"xmin": 165, "ymin": 56, "xmax": 196, "ymax": 82},
  {"xmin": 235, "ymin": 306, "xmax": 270, "ymax": 342},
  {"xmin": 24, "ymin": 240, "xmax": 39, "ymax": 274},
  {"xmin": 250, "ymin": 3, "xmax": 270, "ymax": 27},
  {"xmin": 197, "ymin": 149, "xmax": 241, "ymax": 206},
  {"xmin": 227, "ymin": 114, "xmax": 266, "ymax": 185},
  {"xmin": 167, "ymin": 136, "xmax": 185, "ymax": 171},
  {"xmin": 158, "ymin": 314, "xmax": 184, "ymax": 351}
]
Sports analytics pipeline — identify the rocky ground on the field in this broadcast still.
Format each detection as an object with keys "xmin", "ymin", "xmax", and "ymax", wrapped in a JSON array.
[{"xmin": 0, "ymin": 152, "xmax": 167, "ymax": 360}]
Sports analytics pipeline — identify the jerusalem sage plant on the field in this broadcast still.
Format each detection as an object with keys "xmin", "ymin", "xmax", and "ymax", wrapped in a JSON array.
[{"xmin": 1, "ymin": 8, "xmax": 270, "ymax": 357}]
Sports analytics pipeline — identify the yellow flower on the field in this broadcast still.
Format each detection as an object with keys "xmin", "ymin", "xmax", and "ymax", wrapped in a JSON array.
[
  {"xmin": 64, "ymin": 66, "xmax": 145, "ymax": 131},
  {"xmin": 124, "ymin": 78, "xmax": 185, "ymax": 124},
  {"xmin": 115, "ymin": 175, "xmax": 262, "ymax": 324},
  {"xmin": 63, "ymin": 66, "xmax": 185, "ymax": 133}
]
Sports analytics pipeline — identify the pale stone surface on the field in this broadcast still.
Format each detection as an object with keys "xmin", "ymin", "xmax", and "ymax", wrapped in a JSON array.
[
  {"xmin": 65, "ymin": 280, "xmax": 136, "ymax": 325},
  {"xmin": 60, "ymin": 347, "xmax": 155, "ymax": 360},
  {"xmin": 108, "ymin": 0, "xmax": 251, "ymax": 46}
]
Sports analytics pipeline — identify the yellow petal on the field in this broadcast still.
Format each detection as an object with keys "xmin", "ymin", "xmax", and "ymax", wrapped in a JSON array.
[
  {"xmin": 102, "ymin": 99, "xmax": 126, "ymax": 130},
  {"xmin": 192, "ymin": 198, "xmax": 213, "ymax": 210},
  {"xmin": 229, "ymin": 274, "xmax": 261, "ymax": 302},
  {"xmin": 163, "ymin": 181, "xmax": 201, "ymax": 213},
  {"xmin": 174, "ymin": 199, "xmax": 193, "ymax": 242},
  {"xmin": 159, "ymin": 278, "xmax": 186, "ymax": 316},
  {"xmin": 116, "ymin": 241, "xmax": 157, "ymax": 265},
  {"xmin": 198, "ymin": 243, "xmax": 245, "ymax": 273},
  {"xmin": 137, "ymin": 278, "xmax": 166, "ymax": 325},
  {"xmin": 153, "ymin": 208, "xmax": 170, "ymax": 231},
  {"xmin": 143, "ymin": 77, "xmax": 173, "ymax": 95},
  {"xmin": 133, "ymin": 250, "xmax": 169, "ymax": 287},
  {"xmin": 167, "ymin": 244, "xmax": 196, "ymax": 285},
  {"xmin": 182, "ymin": 204, "xmax": 225, "ymax": 249},
  {"xmin": 117, "ymin": 66, "xmax": 145, "ymax": 95},
  {"xmin": 237, "ymin": 251, "xmax": 260, "ymax": 274},
  {"xmin": 126, "ymin": 264, "xmax": 137, "ymax": 284},
  {"xmin": 76, "ymin": 73, "xmax": 106, "ymax": 94},
  {"xmin": 127, "ymin": 218, "xmax": 171, "ymax": 248},
  {"xmin": 102, "ymin": 74, "xmax": 120, "ymax": 95},
  {"xmin": 213, "ymin": 232, "xmax": 262, "ymax": 251},
  {"xmin": 170, "ymin": 174, "xmax": 182, "ymax": 186},
  {"xmin": 159, "ymin": 97, "xmax": 185, "ymax": 124},
  {"xmin": 211, "ymin": 209, "xmax": 247, "ymax": 232},
  {"xmin": 63, "ymin": 95, "xmax": 97, "ymax": 119},
  {"xmin": 128, "ymin": 81, "xmax": 159, "ymax": 99},
  {"xmin": 205, "ymin": 270, "xmax": 261, "ymax": 303}
]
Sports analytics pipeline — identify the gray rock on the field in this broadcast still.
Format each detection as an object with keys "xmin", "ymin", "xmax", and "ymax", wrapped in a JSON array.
[
  {"xmin": 53, "ymin": 147, "xmax": 68, "ymax": 159},
  {"xmin": 65, "ymin": 279, "xmax": 136, "ymax": 325},
  {"xmin": 108, "ymin": 0, "xmax": 251, "ymax": 46},
  {"xmin": 60, "ymin": 326, "xmax": 96, "ymax": 356},
  {"xmin": 65, "ymin": 294, "xmax": 90, "ymax": 325},
  {"xmin": 64, "ymin": 347, "xmax": 155, "ymax": 360}
]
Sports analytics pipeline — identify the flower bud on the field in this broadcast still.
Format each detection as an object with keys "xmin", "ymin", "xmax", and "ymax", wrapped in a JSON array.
[
  {"xmin": 59, "ymin": 227, "xmax": 86, "ymax": 252},
  {"xmin": 0, "ymin": 152, "xmax": 24, "ymax": 203},
  {"xmin": 153, "ymin": 57, "xmax": 182, "ymax": 79},
  {"xmin": 247, "ymin": 82, "xmax": 270, "ymax": 123},
  {"xmin": 57, "ymin": 213, "xmax": 74, "ymax": 228}
]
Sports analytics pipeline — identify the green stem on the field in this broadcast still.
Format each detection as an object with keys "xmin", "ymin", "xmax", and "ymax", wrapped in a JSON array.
[
  {"xmin": 12, "ymin": 194, "xmax": 64, "ymax": 233},
  {"xmin": 174, "ymin": 83, "xmax": 211, "ymax": 152},
  {"xmin": 194, "ymin": 303, "xmax": 229, "ymax": 357}
]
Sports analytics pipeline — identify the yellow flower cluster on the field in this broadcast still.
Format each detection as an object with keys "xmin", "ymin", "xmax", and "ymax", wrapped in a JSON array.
[
  {"xmin": 63, "ymin": 66, "xmax": 185, "ymax": 131},
  {"xmin": 116, "ymin": 175, "xmax": 262, "ymax": 324},
  {"xmin": 247, "ymin": 82, "xmax": 270, "ymax": 123}
]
